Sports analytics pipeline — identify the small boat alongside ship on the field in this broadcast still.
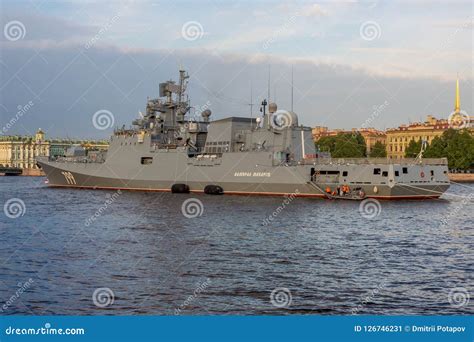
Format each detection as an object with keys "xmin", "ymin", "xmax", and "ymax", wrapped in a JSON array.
[{"xmin": 37, "ymin": 70, "xmax": 450, "ymax": 200}]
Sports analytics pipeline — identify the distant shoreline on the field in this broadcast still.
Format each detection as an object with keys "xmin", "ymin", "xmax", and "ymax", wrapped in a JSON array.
[{"xmin": 448, "ymin": 173, "xmax": 474, "ymax": 183}]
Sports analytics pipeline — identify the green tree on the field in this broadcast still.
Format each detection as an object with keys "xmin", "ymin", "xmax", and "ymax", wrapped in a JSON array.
[
  {"xmin": 423, "ymin": 129, "xmax": 474, "ymax": 170},
  {"xmin": 423, "ymin": 136, "xmax": 446, "ymax": 158},
  {"xmin": 316, "ymin": 136, "xmax": 337, "ymax": 154},
  {"xmin": 332, "ymin": 133, "xmax": 366, "ymax": 158},
  {"xmin": 444, "ymin": 129, "xmax": 474, "ymax": 170},
  {"xmin": 369, "ymin": 141, "xmax": 387, "ymax": 158},
  {"xmin": 316, "ymin": 133, "xmax": 367, "ymax": 158},
  {"xmin": 405, "ymin": 139, "xmax": 422, "ymax": 158}
]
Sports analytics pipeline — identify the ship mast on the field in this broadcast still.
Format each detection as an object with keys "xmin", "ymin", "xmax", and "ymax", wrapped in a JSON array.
[
  {"xmin": 176, "ymin": 69, "xmax": 189, "ymax": 123},
  {"xmin": 291, "ymin": 65, "xmax": 294, "ymax": 112}
]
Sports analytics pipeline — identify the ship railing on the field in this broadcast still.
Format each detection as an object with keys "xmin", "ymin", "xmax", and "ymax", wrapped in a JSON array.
[
  {"xmin": 300, "ymin": 157, "xmax": 448, "ymax": 166},
  {"xmin": 47, "ymin": 156, "xmax": 106, "ymax": 163}
]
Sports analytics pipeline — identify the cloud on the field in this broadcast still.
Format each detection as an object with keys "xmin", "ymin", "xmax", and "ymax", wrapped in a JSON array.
[
  {"xmin": 0, "ymin": 13, "xmax": 96, "ymax": 43},
  {"xmin": 300, "ymin": 4, "xmax": 329, "ymax": 17},
  {"xmin": 0, "ymin": 2, "xmax": 471, "ymax": 139},
  {"xmin": 1, "ymin": 40, "xmax": 470, "ymax": 140}
]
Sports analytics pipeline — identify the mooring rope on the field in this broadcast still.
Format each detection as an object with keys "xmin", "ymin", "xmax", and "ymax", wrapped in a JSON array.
[{"xmin": 400, "ymin": 183, "xmax": 473, "ymax": 200}]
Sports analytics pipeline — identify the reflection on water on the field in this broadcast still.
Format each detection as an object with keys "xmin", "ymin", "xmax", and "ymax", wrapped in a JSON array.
[{"xmin": 0, "ymin": 177, "xmax": 472, "ymax": 315}]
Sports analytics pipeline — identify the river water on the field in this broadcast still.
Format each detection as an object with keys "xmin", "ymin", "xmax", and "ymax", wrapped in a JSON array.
[{"xmin": 0, "ymin": 177, "xmax": 472, "ymax": 315}]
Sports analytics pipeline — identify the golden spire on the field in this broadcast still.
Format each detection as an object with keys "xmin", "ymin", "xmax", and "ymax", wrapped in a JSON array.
[{"xmin": 455, "ymin": 78, "xmax": 460, "ymax": 113}]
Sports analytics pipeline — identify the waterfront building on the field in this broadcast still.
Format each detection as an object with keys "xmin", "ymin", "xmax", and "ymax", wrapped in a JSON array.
[
  {"xmin": 385, "ymin": 116, "xmax": 449, "ymax": 159},
  {"xmin": 386, "ymin": 79, "xmax": 473, "ymax": 159},
  {"xmin": 0, "ymin": 129, "xmax": 50, "ymax": 169}
]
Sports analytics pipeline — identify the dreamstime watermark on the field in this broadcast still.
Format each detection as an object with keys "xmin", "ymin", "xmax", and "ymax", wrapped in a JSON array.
[
  {"xmin": 359, "ymin": 21, "xmax": 381, "ymax": 41},
  {"xmin": 92, "ymin": 109, "xmax": 115, "ymax": 130},
  {"xmin": 84, "ymin": 190, "xmax": 121, "ymax": 226},
  {"xmin": 3, "ymin": 198, "xmax": 26, "ymax": 219},
  {"xmin": 4, "ymin": 323, "xmax": 85, "ymax": 336},
  {"xmin": 3, "ymin": 20, "xmax": 26, "ymax": 41},
  {"xmin": 92, "ymin": 287, "xmax": 115, "ymax": 308},
  {"xmin": 263, "ymin": 12, "xmax": 300, "ymax": 50},
  {"xmin": 2, "ymin": 101, "xmax": 34, "ymax": 134},
  {"xmin": 448, "ymin": 110, "xmax": 470, "ymax": 130},
  {"xmin": 448, "ymin": 287, "xmax": 470, "ymax": 308},
  {"xmin": 270, "ymin": 287, "xmax": 292, "ymax": 308},
  {"xmin": 440, "ymin": 193, "xmax": 473, "ymax": 227},
  {"xmin": 175, "ymin": 278, "xmax": 211, "ymax": 315},
  {"xmin": 194, "ymin": 100, "xmax": 212, "ymax": 117},
  {"xmin": 0, "ymin": 278, "xmax": 34, "ymax": 313},
  {"xmin": 181, "ymin": 21, "xmax": 204, "ymax": 41},
  {"xmin": 351, "ymin": 282, "xmax": 386, "ymax": 315},
  {"xmin": 270, "ymin": 109, "xmax": 293, "ymax": 131},
  {"xmin": 359, "ymin": 198, "xmax": 381, "ymax": 219},
  {"xmin": 360, "ymin": 100, "xmax": 389, "ymax": 129},
  {"xmin": 84, "ymin": 5, "xmax": 128, "ymax": 49},
  {"xmin": 262, "ymin": 190, "xmax": 300, "ymax": 226},
  {"xmin": 181, "ymin": 198, "xmax": 204, "ymax": 218}
]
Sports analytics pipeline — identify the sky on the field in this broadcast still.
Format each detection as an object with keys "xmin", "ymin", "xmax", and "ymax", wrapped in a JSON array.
[{"xmin": 0, "ymin": 0, "xmax": 472, "ymax": 139}]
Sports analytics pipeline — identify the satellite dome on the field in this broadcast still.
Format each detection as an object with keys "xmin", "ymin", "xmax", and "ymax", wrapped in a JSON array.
[
  {"xmin": 268, "ymin": 102, "xmax": 277, "ymax": 113},
  {"xmin": 202, "ymin": 109, "xmax": 212, "ymax": 118}
]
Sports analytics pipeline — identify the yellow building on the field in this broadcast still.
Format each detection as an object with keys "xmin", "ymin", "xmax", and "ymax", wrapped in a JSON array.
[
  {"xmin": 0, "ymin": 129, "xmax": 50, "ymax": 169},
  {"xmin": 312, "ymin": 126, "xmax": 386, "ymax": 155},
  {"xmin": 360, "ymin": 128, "xmax": 387, "ymax": 155},
  {"xmin": 386, "ymin": 79, "xmax": 472, "ymax": 159},
  {"xmin": 386, "ymin": 116, "xmax": 449, "ymax": 159}
]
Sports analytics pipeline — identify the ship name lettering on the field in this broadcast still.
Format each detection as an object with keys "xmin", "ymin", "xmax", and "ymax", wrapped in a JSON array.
[{"xmin": 234, "ymin": 172, "xmax": 271, "ymax": 177}]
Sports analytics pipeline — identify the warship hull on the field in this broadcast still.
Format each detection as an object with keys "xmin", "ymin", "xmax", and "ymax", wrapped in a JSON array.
[{"xmin": 37, "ymin": 153, "xmax": 450, "ymax": 200}]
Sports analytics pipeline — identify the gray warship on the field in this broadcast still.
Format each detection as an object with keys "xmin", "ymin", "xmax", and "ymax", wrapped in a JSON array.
[{"xmin": 37, "ymin": 70, "xmax": 450, "ymax": 199}]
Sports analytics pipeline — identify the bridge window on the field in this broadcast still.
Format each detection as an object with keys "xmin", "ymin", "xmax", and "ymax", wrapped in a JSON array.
[
  {"xmin": 373, "ymin": 168, "xmax": 381, "ymax": 175},
  {"xmin": 402, "ymin": 167, "xmax": 408, "ymax": 174},
  {"xmin": 141, "ymin": 157, "xmax": 153, "ymax": 165},
  {"xmin": 342, "ymin": 171, "xmax": 348, "ymax": 177},
  {"xmin": 395, "ymin": 170, "xmax": 399, "ymax": 176},
  {"xmin": 382, "ymin": 171, "xmax": 388, "ymax": 177},
  {"xmin": 320, "ymin": 170, "xmax": 340, "ymax": 175}
]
